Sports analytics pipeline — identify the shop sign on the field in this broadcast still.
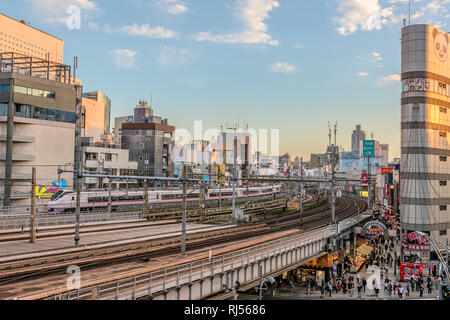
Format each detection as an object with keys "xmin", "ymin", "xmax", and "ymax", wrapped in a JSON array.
[
  {"xmin": 407, "ymin": 244, "xmax": 430, "ymax": 251},
  {"xmin": 407, "ymin": 232, "xmax": 427, "ymax": 244},
  {"xmin": 400, "ymin": 263, "xmax": 423, "ymax": 281},
  {"xmin": 381, "ymin": 168, "xmax": 394, "ymax": 174},
  {"xmin": 363, "ymin": 220, "xmax": 387, "ymax": 231}
]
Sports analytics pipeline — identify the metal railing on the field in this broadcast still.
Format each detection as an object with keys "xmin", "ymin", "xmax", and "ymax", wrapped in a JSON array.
[{"xmin": 37, "ymin": 225, "xmax": 336, "ymax": 300}]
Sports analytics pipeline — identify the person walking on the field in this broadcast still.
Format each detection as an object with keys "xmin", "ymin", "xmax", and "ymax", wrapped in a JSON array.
[
  {"xmin": 406, "ymin": 281, "xmax": 410, "ymax": 297},
  {"xmin": 328, "ymin": 281, "xmax": 333, "ymax": 297},
  {"xmin": 357, "ymin": 282, "xmax": 362, "ymax": 299},
  {"xmin": 398, "ymin": 284, "xmax": 403, "ymax": 299},
  {"xmin": 362, "ymin": 278, "xmax": 367, "ymax": 292},
  {"xmin": 356, "ymin": 273, "xmax": 361, "ymax": 285},
  {"xmin": 419, "ymin": 284, "xmax": 424, "ymax": 297},
  {"xmin": 427, "ymin": 281, "xmax": 432, "ymax": 295}
]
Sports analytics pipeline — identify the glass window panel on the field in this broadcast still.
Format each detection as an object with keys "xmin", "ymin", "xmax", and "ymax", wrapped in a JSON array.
[{"xmin": 15, "ymin": 86, "xmax": 27, "ymax": 94}]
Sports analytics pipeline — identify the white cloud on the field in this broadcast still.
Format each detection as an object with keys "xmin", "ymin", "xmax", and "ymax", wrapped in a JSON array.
[
  {"xmin": 378, "ymin": 74, "xmax": 401, "ymax": 85},
  {"xmin": 120, "ymin": 24, "xmax": 176, "ymax": 38},
  {"xmin": 357, "ymin": 72, "xmax": 369, "ymax": 76},
  {"xmin": 294, "ymin": 43, "xmax": 304, "ymax": 49},
  {"xmin": 111, "ymin": 49, "xmax": 137, "ymax": 69},
  {"xmin": 26, "ymin": 0, "xmax": 97, "ymax": 24},
  {"xmin": 271, "ymin": 62, "xmax": 297, "ymax": 74},
  {"xmin": 89, "ymin": 23, "xmax": 177, "ymax": 38},
  {"xmin": 193, "ymin": 0, "xmax": 280, "ymax": 46},
  {"xmin": 155, "ymin": 0, "xmax": 188, "ymax": 15},
  {"xmin": 333, "ymin": 0, "xmax": 404, "ymax": 35}
]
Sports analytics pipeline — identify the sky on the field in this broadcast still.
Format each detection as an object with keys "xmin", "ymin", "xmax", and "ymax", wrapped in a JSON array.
[{"xmin": 2, "ymin": 0, "xmax": 450, "ymax": 162}]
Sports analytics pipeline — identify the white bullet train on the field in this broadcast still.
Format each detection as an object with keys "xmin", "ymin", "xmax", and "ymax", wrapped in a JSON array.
[{"xmin": 47, "ymin": 185, "xmax": 282, "ymax": 213}]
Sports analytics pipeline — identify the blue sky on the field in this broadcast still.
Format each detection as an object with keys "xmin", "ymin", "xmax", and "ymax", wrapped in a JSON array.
[{"xmin": 3, "ymin": 0, "xmax": 450, "ymax": 161}]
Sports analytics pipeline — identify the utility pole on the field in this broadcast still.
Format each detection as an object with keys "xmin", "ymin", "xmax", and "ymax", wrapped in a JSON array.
[
  {"xmin": 367, "ymin": 157, "xmax": 371, "ymax": 210},
  {"xmin": 74, "ymin": 82, "xmax": 82, "ymax": 247},
  {"xmin": 107, "ymin": 169, "xmax": 112, "ymax": 215},
  {"xmin": 57, "ymin": 165, "xmax": 61, "ymax": 189},
  {"xmin": 143, "ymin": 179, "xmax": 149, "ymax": 218},
  {"xmin": 30, "ymin": 167, "xmax": 36, "ymax": 243},
  {"xmin": 74, "ymin": 170, "xmax": 81, "ymax": 246},
  {"xmin": 181, "ymin": 165, "xmax": 187, "ymax": 255},
  {"xmin": 300, "ymin": 157, "xmax": 304, "ymax": 229},
  {"xmin": 199, "ymin": 182, "xmax": 204, "ymax": 223},
  {"xmin": 218, "ymin": 171, "xmax": 222, "ymax": 210},
  {"xmin": 232, "ymin": 138, "xmax": 237, "ymax": 218}
]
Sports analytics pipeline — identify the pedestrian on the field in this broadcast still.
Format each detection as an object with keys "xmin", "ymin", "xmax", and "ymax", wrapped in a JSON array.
[
  {"xmin": 427, "ymin": 281, "xmax": 432, "ymax": 295},
  {"xmin": 380, "ymin": 268, "xmax": 384, "ymax": 281},
  {"xmin": 406, "ymin": 282, "xmax": 410, "ymax": 296},
  {"xmin": 411, "ymin": 279, "xmax": 415, "ymax": 292},
  {"xmin": 398, "ymin": 284, "xmax": 403, "ymax": 299},
  {"xmin": 419, "ymin": 284, "xmax": 424, "ymax": 297},
  {"xmin": 362, "ymin": 278, "xmax": 367, "ymax": 292},
  {"xmin": 356, "ymin": 273, "xmax": 360, "ymax": 285},
  {"xmin": 357, "ymin": 282, "xmax": 362, "ymax": 298},
  {"xmin": 328, "ymin": 281, "xmax": 333, "ymax": 297}
]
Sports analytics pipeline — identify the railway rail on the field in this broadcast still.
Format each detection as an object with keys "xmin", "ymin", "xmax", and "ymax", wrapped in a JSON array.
[{"xmin": 0, "ymin": 196, "xmax": 366, "ymax": 288}]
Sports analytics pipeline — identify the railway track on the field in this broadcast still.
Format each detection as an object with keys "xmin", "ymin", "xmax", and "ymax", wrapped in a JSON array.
[{"xmin": 0, "ymin": 196, "xmax": 366, "ymax": 286}]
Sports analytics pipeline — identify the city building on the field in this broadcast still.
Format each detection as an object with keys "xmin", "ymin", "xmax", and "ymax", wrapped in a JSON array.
[
  {"xmin": 380, "ymin": 144, "xmax": 389, "ymax": 167},
  {"xmin": 82, "ymin": 91, "xmax": 111, "ymax": 142},
  {"xmin": 0, "ymin": 54, "xmax": 77, "ymax": 206},
  {"xmin": 351, "ymin": 125, "xmax": 366, "ymax": 153},
  {"xmin": 0, "ymin": 13, "xmax": 64, "ymax": 63},
  {"xmin": 114, "ymin": 115, "xmax": 133, "ymax": 137},
  {"xmin": 401, "ymin": 24, "xmax": 449, "ymax": 243},
  {"xmin": 81, "ymin": 137, "xmax": 138, "ymax": 190},
  {"xmin": 310, "ymin": 153, "xmax": 326, "ymax": 169},
  {"xmin": 121, "ymin": 101, "xmax": 175, "ymax": 177},
  {"xmin": 212, "ymin": 130, "xmax": 251, "ymax": 180}
]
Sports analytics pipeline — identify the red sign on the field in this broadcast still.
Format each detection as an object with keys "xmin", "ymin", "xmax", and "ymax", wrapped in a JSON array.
[
  {"xmin": 400, "ymin": 263, "xmax": 423, "ymax": 281},
  {"xmin": 381, "ymin": 168, "xmax": 394, "ymax": 174},
  {"xmin": 361, "ymin": 173, "xmax": 368, "ymax": 185}
]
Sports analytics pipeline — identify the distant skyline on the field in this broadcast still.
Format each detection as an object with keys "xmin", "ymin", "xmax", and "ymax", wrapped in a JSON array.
[{"xmin": 2, "ymin": 0, "xmax": 450, "ymax": 161}]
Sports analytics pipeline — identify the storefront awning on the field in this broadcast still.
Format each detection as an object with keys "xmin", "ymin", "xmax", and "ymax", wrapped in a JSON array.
[{"xmin": 356, "ymin": 244, "xmax": 373, "ymax": 256}]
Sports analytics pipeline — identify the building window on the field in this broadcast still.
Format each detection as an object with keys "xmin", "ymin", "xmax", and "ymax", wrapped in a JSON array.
[
  {"xmin": 439, "ymin": 131, "xmax": 447, "ymax": 138},
  {"xmin": 439, "ymin": 230, "xmax": 447, "ymax": 236},
  {"xmin": 440, "ymin": 205, "xmax": 447, "ymax": 211},
  {"xmin": 14, "ymin": 104, "xmax": 76, "ymax": 124},
  {"xmin": 0, "ymin": 84, "xmax": 9, "ymax": 92},
  {"xmin": 439, "ymin": 181, "xmax": 447, "ymax": 186},
  {"xmin": 440, "ymin": 156, "xmax": 448, "ymax": 162},
  {"xmin": 0, "ymin": 103, "xmax": 8, "ymax": 116},
  {"xmin": 440, "ymin": 107, "xmax": 447, "ymax": 113},
  {"xmin": 105, "ymin": 154, "xmax": 112, "ymax": 161},
  {"xmin": 14, "ymin": 85, "xmax": 55, "ymax": 99}
]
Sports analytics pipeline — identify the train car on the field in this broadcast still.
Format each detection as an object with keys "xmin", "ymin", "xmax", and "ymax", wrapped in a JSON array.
[{"xmin": 47, "ymin": 185, "xmax": 282, "ymax": 213}]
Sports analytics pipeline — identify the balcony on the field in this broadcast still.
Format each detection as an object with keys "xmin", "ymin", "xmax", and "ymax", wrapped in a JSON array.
[
  {"xmin": 84, "ymin": 177, "xmax": 98, "ymax": 185},
  {"xmin": 84, "ymin": 160, "xmax": 99, "ymax": 169}
]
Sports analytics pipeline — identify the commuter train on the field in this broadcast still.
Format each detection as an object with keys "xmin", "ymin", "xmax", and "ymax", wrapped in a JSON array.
[{"xmin": 47, "ymin": 185, "xmax": 282, "ymax": 213}]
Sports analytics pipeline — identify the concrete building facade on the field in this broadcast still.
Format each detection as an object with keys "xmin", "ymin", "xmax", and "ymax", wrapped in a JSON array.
[
  {"xmin": 401, "ymin": 24, "xmax": 450, "ymax": 242},
  {"xmin": 121, "ymin": 101, "xmax": 175, "ymax": 177},
  {"xmin": 82, "ymin": 91, "xmax": 111, "ymax": 141},
  {"xmin": 351, "ymin": 125, "xmax": 366, "ymax": 153},
  {"xmin": 0, "ymin": 13, "xmax": 64, "ymax": 64},
  {"xmin": 0, "ymin": 66, "xmax": 77, "ymax": 206}
]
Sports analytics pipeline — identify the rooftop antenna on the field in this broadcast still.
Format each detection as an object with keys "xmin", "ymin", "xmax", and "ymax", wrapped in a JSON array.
[
  {"xmin": 328, "ymin": 121, "xmax": 332, "ymax": 147},
  {"xmin": 409, "ymin": 0, "xmax": 411, "ymax": 26},
  {"xmin": 334, "ymin": 122, "xmax": 337, "ymax": 146}
]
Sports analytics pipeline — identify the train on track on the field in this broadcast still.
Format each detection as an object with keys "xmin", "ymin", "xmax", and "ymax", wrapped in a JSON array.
[{"xmin": 47, "ymin": 185, "xmax": 283, "ymax": 213}]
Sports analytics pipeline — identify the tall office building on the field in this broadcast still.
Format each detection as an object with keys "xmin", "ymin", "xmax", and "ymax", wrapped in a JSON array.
[
  {"xmin": 401, "ymin": 24, "xmax": 449, "ymax": 243},
  {"xmin": 82, "ymin": 91, "xmax": 111, "ymax": 141},
  {"xmin": 0, "ymin": 13, "xmax": 63, "ymax": 63},
  {"xmin": 380, "ymin": 144, "xmax": 389, "ymax": 167},
  {"xmin": 351, "ymin": 125, "xmax": 366, "ymax": 153}
]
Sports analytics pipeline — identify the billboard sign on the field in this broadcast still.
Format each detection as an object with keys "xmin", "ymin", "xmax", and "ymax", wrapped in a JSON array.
[
  {"xmin": 381, "ymin": 168, "xmax": 393, "ymax": 174},
  {"xmin": 400, "ymin": 263, "xmax": 423, "ymax": 281},
  {"xmin": 362, "ymin": 140, "xmax": 380, "ymax": 158},
  {"xmin": 361, "ymin": 173, "xmax": 368, "ymax": 185}
]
